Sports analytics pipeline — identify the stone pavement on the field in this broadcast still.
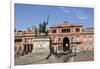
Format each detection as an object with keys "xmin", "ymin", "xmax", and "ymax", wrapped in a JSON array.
[
  {"xmin": 73, "ymin": 51, "xmax": 94, "ymax": 62},
  {"xmin": 15, "ymin": 52, "xmax": 65, "ymax": 65},
  {"xmin": 15, "ymin": 51, "xmax": 94, "ymax": 65}
]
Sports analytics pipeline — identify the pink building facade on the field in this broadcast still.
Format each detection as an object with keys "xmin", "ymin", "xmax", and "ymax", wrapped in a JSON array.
[
  {"xmin": 15, "ymin": 21, "xmax": 94, "ymax": 56},
  {"xmin": 15, "ymin": 29, "xmax": 36, "ymax": 56},
  {"xmin": 49, "ymin": 21, "xmax": 94, "ymax": 53}
]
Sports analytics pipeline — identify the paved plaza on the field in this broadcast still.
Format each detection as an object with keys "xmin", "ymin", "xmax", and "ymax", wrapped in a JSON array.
[{"xmin": 15, "ymin": 51, "xmax": 94, "ymax": 65}]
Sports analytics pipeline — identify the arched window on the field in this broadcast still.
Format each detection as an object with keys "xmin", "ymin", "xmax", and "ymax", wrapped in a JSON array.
[
  {"xmin": 19, "ymin": 39, "xmax": 22, "ymax": 42},
  {"xmin": 31, "ymin": 38, "xmax": 33, "ymax": 43},
  {"xmin": 28, "ymin": 38, "xmax": 30, "ymax": 43}
]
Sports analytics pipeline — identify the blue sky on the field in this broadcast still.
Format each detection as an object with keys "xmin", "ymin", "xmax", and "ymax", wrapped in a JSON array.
[{"xmin": 15, "ymin": 3, "xmax": 94, "ymax": 31}]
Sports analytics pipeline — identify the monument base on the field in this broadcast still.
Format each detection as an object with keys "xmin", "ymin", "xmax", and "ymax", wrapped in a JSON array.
[{"xmin": 32, "ymin": 37, "xmax": 50, "ymax": 53}]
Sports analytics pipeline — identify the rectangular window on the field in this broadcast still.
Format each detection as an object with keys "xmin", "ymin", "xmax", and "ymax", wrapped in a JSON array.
[
  {"xmin": 76, "ymin": 28, "xmax": 80, "ymax": 32},
  {"xmin": 62, "ymin": 29, "xmax": 70, "ymax": 33},
  {"xmin": 52, "ymin": 30, "xmax": 56, "ymax": 33}
]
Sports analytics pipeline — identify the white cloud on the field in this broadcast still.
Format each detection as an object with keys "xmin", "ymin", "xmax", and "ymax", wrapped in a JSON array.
[
  {"xmin": 59, "ymin": 7, "xmax": 70, "ymax": 13},
  {"xmin": 64, "ymin": 10, "xmax": 70, "ymax": 13},
  {"xmin": 75, "ymin": 10, "xmax": 88, "ymax": 20},
  {"xmin": 59, "ymin": 7, "xmax": 88, "ymax": 20},
  {"xmin": 77, "ymin": 14, "xmax": 88, "ymax": 20}
]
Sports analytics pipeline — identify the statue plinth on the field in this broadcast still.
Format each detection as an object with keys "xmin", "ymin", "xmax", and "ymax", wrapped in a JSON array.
[
  {"xmin": 32, "ymin": 37, "xmax": 50, "ymax": 53},
  {"xmin": 40, "ymin": 33, "xmax": 46, "ymax": 36},
  {"xmin": 32, "ymin": 33, "xmax": 50, "ymax": 54}
]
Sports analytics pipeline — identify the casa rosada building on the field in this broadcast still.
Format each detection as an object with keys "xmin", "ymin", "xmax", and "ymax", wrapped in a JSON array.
[
  {"xmin": 15, "ymin": 21, "xmax": 94, "ymax": 55},
  {"xmin": 49, "ymin": 21, "xmax": 94, "ymax": 53}
]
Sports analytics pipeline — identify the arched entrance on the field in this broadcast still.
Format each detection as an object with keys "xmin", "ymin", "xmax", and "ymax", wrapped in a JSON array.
[{"xmin": 63, "ymin": 37, "xmax": 70, "ymax": 51}]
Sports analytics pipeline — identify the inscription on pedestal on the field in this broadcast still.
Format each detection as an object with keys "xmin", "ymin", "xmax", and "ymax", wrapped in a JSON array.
[{"xmin": 32, "ymin": 38, "xmax": 50, "ymax": 53}]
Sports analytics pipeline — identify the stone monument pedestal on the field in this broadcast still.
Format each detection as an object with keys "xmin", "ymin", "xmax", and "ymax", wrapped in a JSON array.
[{"xmin": 32, "ymin": 34, "xmax": 50, "ymax": 53}]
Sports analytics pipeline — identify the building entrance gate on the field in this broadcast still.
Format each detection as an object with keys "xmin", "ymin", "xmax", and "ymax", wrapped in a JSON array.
[{"xmin": 63, "ymin": 37, "xmax": 70, "ymax": 51}]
